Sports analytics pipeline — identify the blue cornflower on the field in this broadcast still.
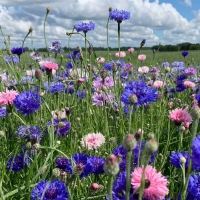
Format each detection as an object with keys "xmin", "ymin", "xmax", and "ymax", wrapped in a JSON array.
[
  {"xmin": 191, "ymin": 135, "xmax": 200, "ymax": 170},
  {"xmin": 182, "ymin": 51, "xmax": 189, "ymax": 57},
  {"xmin": 121, "ymin": 80, "xmax": 158, "ymax": 106},
  {"xmin": 162, "ymin": 61, "xmax": 170, "ymax": 67},
  {"xmin": 65, "ymin": 82, "xmax": 75, "ymax": 94},
  {"xmin": 31, "ymin": 179, "xmax": 69, "ymax": 200},
  {"xmin": 104, "ymin": 60, "xmax": 125, "ymax": 71},
  {"xmin": 44, "ymin": 82, "xmax": 65, "ymax": 94},
  {"xmin": 170, "ymin": 151, "xmax": 190, "ymax": 168},
  {"xmin": 74, "ymin": 21, "xmax": 95, "ymax": 33},
  {"xmin": 195, "ymin": 93, "xmax": 200, "ymax": 106},
  {"xmin": 6, "ymin": 153, "xmax": 30, "ymax": 172},
  {"xmin": 4, "ymin": 55, "xmax": 20, "ymax": 64},
  {"xmin": 72, "ymin": 153, "xmax": 93, "ymax": 179},
  {"xmin": 13, "ymin": 90, "xmax": 43, "ymax": 115},
  {"xmin": 172, "ymin": 61, "xmax": 184, "ymax": 68},
  {"xmin": 56, "ymin": 157, "xmax": 73, "ymax": 173},
  {"xmin": 187, "ymin": 173, "xmax": 200, "ymax": 199},
  {"xmin": 89, "ymin": 156, "xmax": 105, "ymax": 174},
  {"xmin": 120, "ymin": 71, "xmax": 128, "ymax": 81},
  {"xmin": 176, "ymin": 74, "xmax": 187, "ymax": 81},
  {"xmin": 67, "ymin": 50, "xmax": 81, "ymax": 60},
  {"xmin": 176, "ymin": 81, "xmax": 186, "ymax": 92},
  {"xmin": 48, "ymin": 41, "xmax": 64, "ymax": 54},
  {"xmin": 0, "ymin": 107, "xmax": 6, "ymax": 118},
  {"xmin": 110, "ymin": 9, "xmax": 130, "ymax": 23},
  {"xmin": 65, "ymin": 62, "xmax": 73, "ymax": 70},
  {"xmin": 77, "ymin": 90, "xmax": 85, "ymax": 99},
  {"xmin": 16, "ymin": 125, "xmax": 43, "ymax": 143},
  {"xmin": 21, "ymin": 76, "xmax": 33, "ymax": 84},
  {"xmin": 11, "ymin": 47, "xmax": 25, "ymax": 56},
  {"xmin": 47, "ymin": 119, "xmax": 70, "ymax": 137}
]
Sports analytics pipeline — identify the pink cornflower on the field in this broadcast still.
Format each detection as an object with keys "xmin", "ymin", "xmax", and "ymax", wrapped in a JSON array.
[
  {"xmin": 153, "ymin": 80, "xmax": 164, "ymax": 88},
  {"xmin": 93, "ymin": 77, "xmax": 114, "ymax": 89},
  {"xmin": 168, "ymin": 102, "xmax": 174, "ymax": 108},
  {"xmin": 131, "ymin": 165, "xmax": 169, "ymax": 200},
  {"xmin": 40, "ymin": 61, "xmax": 58, "ymax": 70},
  {"xmin": 138, "ymin": 54, "xmax": 146, "ymax": 61},
  {"xmin": 80, "ymin": 133, "xmax": 105, "ymax": 150},
  {"xmin": 115, "ymin": 51, "xmax": 126, "ymax": 58},
  {"xmin": 138, "ymin": 66, "xmax": 149, "ymax": 74},
  {"xmin": 128, "ymin": 48, "xmax": 134, "ymax": 54},
  {"xmin": 96, "ymin": 57, "xmax": 105, "ymax": 63},
  {"xmin": 92, "ymin": 92, "xmax": 114, "ymax": 106},
  {"xmin": 169, "ymin": 108, "xmax": 192, "ymax": 128},
  {"xmin": 0, "ymin": 90, "xmax": 18, "ymax": 106},
  {"xmin": 184, "ymin": 80, "xmax": 196, "ymax": 88},
  {"xmin": 123, "ymin": 63, "xmax": 133, "ymax": 72}
]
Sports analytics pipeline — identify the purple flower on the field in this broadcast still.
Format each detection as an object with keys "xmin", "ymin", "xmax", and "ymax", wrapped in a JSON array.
[
  {"xmin": 104, "ymin": 60, "xmax": 125, "ymax": 71},
  {"xmin": 185, "ymin": 67, "xmax": 197, "ymax": 76},
  {"xmin": 13, "ymin": 90, "xmax": 43, "ymax": 115},
  {"xmin": 92, "ymin": 92, "xmax": 114, "ymax": 106},
  {"xmin": 162, "ymin": 61, "xmax": 170, "ymax": 67},
  {"xmin": 56, "ymin": 157, "xmax": 72, "ymax": 173},
  {"xmin": 191, "ymin": 135, "xmax": 200, "ymax": 170},
  {"xmin": 74, "ymin": 21, "xmax": 95, "ymax": 33},
  {"xmin": 4, "ymin": 55, "xmax": 19, "ymax": 64},
  {"xmin": 110, "ymin": 9, "xmax": 130, "ymax": 23},
  {"xmin": 0, "ymin": 106, "xmax": 6, "ymax": 118},
  {"xmin": 47, "ymin": 119, "xmax": 70, "ymax": 137},
  {"xmin": 88, "ymin": 156, "xmax": 105, "ymax": 174},
  {"xmin": 11, "ymin": 47, "xmax": 25, "ymax": 56},
  {"xmin": 93, "ymin": 77, "xmax": 114, "ymax": 89},
  {"xmin": 31, "ymin": 179, "xmax": 69, "ymax": 200},
  {"xmin": 67, "ymin": 50, "xmax": 81, "ymax": 60},
  {"xmin": 182, "ymin": 51, "xmax": 189, "ymax": 57},
  {"xmin": 44, "ymin": 81, "xmax": 65, "ymax": 94},
  {"xmin": 48, "ymin": 41, "xmax": 64, "ymax": 54},
  {"xmin": 187, "ymin": 173, "xmax": 200, "ymax": 200},
  {"xmin": 6, "ymin": 153, "xmax": 30, "ymax": 172},
  {"xmin": 65, "ymin": 82, "xmax": 75, "ymax": 94}
]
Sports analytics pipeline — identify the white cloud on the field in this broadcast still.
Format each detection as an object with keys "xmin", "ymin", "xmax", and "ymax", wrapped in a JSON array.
[
  {"xmin": 184, "ymin": 0, "xmax": 192, "ymax": 7},
  {"xmin": 0, "ymin": 0, "xmax": 199, "ymax": 49}
]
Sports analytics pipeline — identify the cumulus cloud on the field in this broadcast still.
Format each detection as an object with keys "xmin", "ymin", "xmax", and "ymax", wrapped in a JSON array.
[{"xmin": 0, "ymin": 0, "xmax": 199, "ymax": 49}]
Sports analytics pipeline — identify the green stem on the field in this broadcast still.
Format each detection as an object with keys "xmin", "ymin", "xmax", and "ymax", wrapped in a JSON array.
[
  {"xmin": 44, "ymin": 13, "xmax": 50, "ymax": 57},
  {"xmin": 128, "ymin": 105, "xmax": 133, "ymax": 133},
  {"xmin": 108, "ymin": 176, "xmax": 113, "ymax": 200},
  {"xmin": 118, "ymin": 22, "xmax": 121, "ymax": 58},
  {"xmin": 106, "ymin": 16, "xmax": 110, "ymax": 60},
  {"xmin": 85, "ymin": 32, "xmax": 87, "ymax": 64},
  {"xmin": 126, "ymin": 151, "xmax": 132, "ymax": 200}
]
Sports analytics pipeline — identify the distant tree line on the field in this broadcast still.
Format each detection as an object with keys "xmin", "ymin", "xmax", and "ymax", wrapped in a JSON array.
[
  {"xmin": 152, "ymin": 42, "xmax": 200, "ymax": 52},
  {"xmin": 23, "ymin": 42, "xmax": 200, "ymax": 52}
]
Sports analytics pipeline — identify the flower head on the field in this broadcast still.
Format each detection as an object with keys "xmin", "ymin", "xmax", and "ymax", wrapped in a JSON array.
[
  {"xmin": 39, "ymin": 61, "xmax": 58, "ymax": 70},
  {"xmin": 170, "ymin": 151, "xmax": 190, "ymax": 168},
  {"xmin": 128, "ymin": 48, "xmax": 134, "ymax": 54},
  {"xmin": 4, "ymin": 55, "xmax": 19, "ymax": 64},
  {"xmin": 88, "ymin": 156, "xmax": 105, "ymax": 174},
  {"xmin": 92, "ymin": 92, "xmax": 114, "ymax": 106},
  {"xmin": 182, "ymin": 51, "xmax": 189, "ymax": 57},
  {"xmin": 13, "ymin": 90, "xmax": 43, "ymax": 115},
  {"xmin": 121, "ymin": 80, "xmax": 158, "ymax": 106},
  {"xmin": 169, "ymin": 108, "xmax": 192, "ymax": 129},
  {"xmin": 131, "ymin": 165, "xmax": 169, "ymax": 200},
  {"xmin": 96, "ymin": 57, "xmax": 105, "ymax": 63},
  {"xmin": 31, "ymin": 179, "xmax": 69, "ymax": 200},
  {"xmin": 80, "ymin": 133, "xmax": 105, "ymax": 150},
  {"xmin": 0, "ymin": 90, "xmax": 18, "ymax": 106},
  {"xmin": 49, "ymin": 41, "xmax": 64, "ymax": 53},
  {"xmin": 153, "ymin": 80, "xmax": 164, "ymax": 89},
  {"xmin": 74, "ymin": 21, "xmax": 95, "ymax": 33},
  {"xmin": 187, "ymin": 173, "xmax": 200, "ymax": 199},
  {"xmin": 184, "ymin": 80, "xmax": 195, "ymax": 88},
  {"xmin": 185, "ymin": 67, "xmax": 197, "ymax": 75},
  {"xmin": 93, "ymin": 77, "xmax": 114, "ymax": 90},
  {"xmin": 138, "ymin": 54, "xmax": 146, "ymax": 61},
  {"xmin": 30, "ymin": 52, "xmax": 42, "ymax": 61},
  {"xmin": 0, "ymin": 106, "xmax": 6, "ymax": 118},
  {"xmin": 109, "ymin": 9, "xmax": 130, "ymax": 23},
  {"xmin": 138, "ymin": 66, "xmax": 149, "ymax": 74},
  {"xmin": 11, "ymin": 47, "xmax": 25, "ymax": 56},
  {"xmin": 44, "ymin": 81, "xmax": 64, "ymax": 94},
  {"xmin": 115, "ymin": 51, "xmax": 126, "ymax": 58},
  {"xmin": 191, "ymin": 135, "xmax": 200, "ymax": 170}
]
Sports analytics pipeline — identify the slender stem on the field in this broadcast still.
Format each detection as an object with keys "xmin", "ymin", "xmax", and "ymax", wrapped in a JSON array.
[
  {"xmin": 84, "ymin": 32, "xmax": 87, "ymax": 63},
  {"xmin": 108, "ymin": 176, "xmax": 113, "ymax": 200},
  {"xmin": 118, "ymin": 22, "xmax": 121, "ymax": 58},
  {"xmin": 44, "ymin": 13, "xmax": 50, "ymax": 57},
  {"xmin": 128, "ymin": 105, "xmax": 133, "ymax": 133},
  {"xmin": 181, "ymin": 164, "xmax": 186, "ymax": 187},
  {"xmin": 106, "ymin": 16, "xmax": 110, "ymax": 60},
  {"xmin": 126, "ymin": 151, "xmax": 132, "ymax": 200}
]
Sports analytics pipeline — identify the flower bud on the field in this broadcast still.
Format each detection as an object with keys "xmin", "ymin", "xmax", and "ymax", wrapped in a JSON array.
[
  {"xmin": 73, "ymin": 163, "xmax": 84, "ymax": 176},
  {"xmin": 26, "ymin": 142, "xmax": 32, "ymax": 149},
  {"xmin": 190, "ymin": 105, "xmax": 200, "ymax": 120},
  {"xmin": 180, "ymin": 156, "xmax": 186, "ymax": 165},
  {"xmin": 0, "ymin": 131, "xmax": 5, "ymax": 137},
  {"xmin": 104, "ymin": 154, "xmax": 119, "ymax": 176},
  {"xmin": 46, "ymin": 7, "xmax": 51, "ymax": 13},
  {"xmin": 52, "ymin": 168, "xmax": 61, "ymax": 177},
  {"xmin": 58, "ymin": 122, "xmax": 66, "ymax": 128},
  {"xmin": 128, "ymin": 94, "xmax": 138, "ymax": 104},
  {"xmin": 35, "ymin": 69, "xmax": 43, "ymax": 80},
  {"xmin": 29, "ymin": 26, "xmax": 33, "ymax": 33},
  {"xmin": 108, "ymin": 7, "xmax": 112, "ymax": 12},
  {"xmin": 122, "ymin": 134, "xmax": 137, "ymax": 151},
  {"xmin": 144, "ymin": 139, "xmax": 158, "ymax": 154}
]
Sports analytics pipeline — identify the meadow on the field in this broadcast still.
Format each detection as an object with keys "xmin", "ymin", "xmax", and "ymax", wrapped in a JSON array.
[{"xmin": 1, "ymin": 7, "xmax": 200, "ymax": 200}]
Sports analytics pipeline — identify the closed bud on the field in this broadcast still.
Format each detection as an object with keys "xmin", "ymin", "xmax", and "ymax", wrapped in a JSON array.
[
  {"xmin": 35, "ymin": 69, "xmax": 43, "ymax": 80},
  {"xmin": 26, "ymin": 142, "xmax": 32, "ymax": 149},
  {"xmin": 52, "ymin": 168, "xmax": 61, "ymax": 177},
  {"xmin": 144, "ymin": 139, "xmax": 158, "ymax": 154},
  {"xmin": 112, "ymin": 63, "xmax": 117, "ymax": 72},
  {"xmin": 104, "ymin": 154, "xmax": 119, "ymax": 176},
  {"xmin": 29, "ymin": 26, "xmax": 33, "ymax": 33},
  {"xmin": 46, "ymin": 7, "xmax": 51, "ymax": 13},
  {"xmin": 108, "ymin": 7, "xmax": 112, "ymax": 12},
  {"xmin": 122, "ymin": 134, "xmax": 137, "ymax": 151},
  {"xmin": 58, "ymin": 122, "xmax": 66, "ymax": 128},
  {"xmin": 190, "ymin": 105, "xmax": 200, "ymax": 120},
  {"xmin": 148, "ymin": 132, "xmax": 154, "ymax": 139},
  {"xmin": 180, "ymin": 156, "xmax": 186, "ymax": 165},
  {"xmin": 0, "ymin": 131, "xmax": 5, "ymax": 137},
  {"xmin": 74, "ymin": 163, "xmax": 84, "ymax": 176},
  {"xmin": 165, "ymin": 67, "xmax": 171, "ymax": 72},
  {"xmin": 128, "ymin": 94, "xmax": 138, "ymax": 104},
  {"xmin": 100, "ymin": 70, "xmax": 107, "ymax": 79}
]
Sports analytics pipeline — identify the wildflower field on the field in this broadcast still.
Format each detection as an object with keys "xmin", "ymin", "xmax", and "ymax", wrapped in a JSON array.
[{"xmin": 1, "ymin": 6, "xmax": 200, "ymax": 200}]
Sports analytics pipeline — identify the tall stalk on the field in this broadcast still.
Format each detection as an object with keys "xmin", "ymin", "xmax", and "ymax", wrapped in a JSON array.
[{"xmin": 44, "ymin": 8, "xmax": 50, "ymax": 57}]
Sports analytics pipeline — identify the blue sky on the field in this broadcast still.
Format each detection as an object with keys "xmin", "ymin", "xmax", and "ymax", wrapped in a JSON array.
[{"xmin": 0, "ymin": 0, "xmax": 199, "ymax": 48}]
